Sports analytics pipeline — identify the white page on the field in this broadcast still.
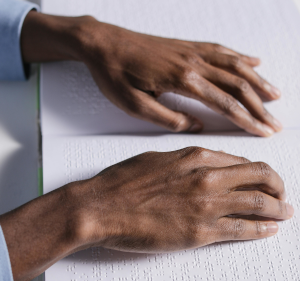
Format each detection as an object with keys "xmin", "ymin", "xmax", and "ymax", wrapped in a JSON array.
[
  {"xmin": 43, "ymin": 130, "xmax": 300, "ymax": 280},
  {"xmin": 41, "ymin": 0, "xmax": 300, "ymax": 136}
]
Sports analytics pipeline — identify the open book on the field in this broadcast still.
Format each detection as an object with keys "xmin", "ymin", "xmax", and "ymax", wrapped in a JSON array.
[{"xmin": 41, "ymin": 0, "xmax": 300, "ymax": 280}]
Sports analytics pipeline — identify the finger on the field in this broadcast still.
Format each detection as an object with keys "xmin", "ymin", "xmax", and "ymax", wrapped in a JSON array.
[
  {"xmin": 213, "ymin": 44, "xmax": 261, "ymax": 67},
  {"xmin": 178, "ymin": 73, "xmax": 275, "ymax": 137},
  {"xmin": 201, "ymin": 65, "xmax": 282, "ymax": 132},
  {"xmin": 127, "ymin": 89, "xmax": 203, "ymax": 133},
  {"xmin": 224, "ymin": 191, "xmax": 293, "ymax": 219},
  {"xmin": 202, "ymin": 150, "xmax": 252, "ymax": 167},
  {"xmin": 175, "ymin": 147, "xmax": 251, "ymax": 169},
  {"xmin": 211, "ymin": 162, "xmax": 285, "ymax": 200},
  {"xmin": 214, "ymin": 217, "xmax": 278, "ymax": 242},
  {"xmin": 205, "ymin": 53, "xmax": 281, "ymax": 100}
]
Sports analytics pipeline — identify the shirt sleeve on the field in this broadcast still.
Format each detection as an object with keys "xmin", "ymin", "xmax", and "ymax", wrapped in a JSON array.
[
  {"xmin": 0, "ymin": 226, "xmax": 13, "ymax": 281},
  {"xmin": 0, "ymin": 0, "xmax": 40, "ymax": 81}
]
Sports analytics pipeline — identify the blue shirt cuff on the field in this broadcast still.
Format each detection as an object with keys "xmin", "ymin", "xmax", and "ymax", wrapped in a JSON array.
[
  {"xmin": 0, "ymin": 226, "xmax": 13, "ymax": 281},
  {"xmin": 0, "ymin": 0, "xmax": 40, "ymax": 81}
]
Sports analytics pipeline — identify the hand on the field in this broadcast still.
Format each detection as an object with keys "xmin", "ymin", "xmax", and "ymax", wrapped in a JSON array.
[
  {"xmin": 21, "ymin": 13, "xmax": 282, "ymax": 137},
  {"xmin": 79, "ymin": 20, "xmax": 282, "ymax": 137},
  {"xmin": 0, "ymin": 147, "xmax": 294, "ymax": 280},
  {"xmin": 72, "ymin": 147, "xmax": 293, "ymax": 253}
]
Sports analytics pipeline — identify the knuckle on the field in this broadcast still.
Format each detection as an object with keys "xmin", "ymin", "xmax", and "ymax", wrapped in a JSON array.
[
  {"xmin": 278, "ymin": 200, "xmax": 284, "ymax": 215},
  {"xmin": 167, "ymin": 115, "xmax": 188, "ymax": 132},
  {"xmin": 183, "ymin": 146, "xmax": 209, "ymax": 160},
  {"xmin": 202, "ymin": 200, "xmax": 215, "ymax": 213},
  {"xmin": 238, "ymin": 156, "xmax": 251, "ymax": 164},
  {"xmin": 219, "ymin": 95, "xmax": 239, "ymax": 116},
  {"xmin": 251, "ymin": 191, "xmax": 266, "ymax": 212},
  {"xmin": 228, "ymin": 56, "xmax": 242, "ymax": 69},
  {"xmin": 181, "ymin": 67, "xmax": 201, "ymax": 86},
  {"xmin": 197, "ymin": 148, "xmax": 212, "ymax": 162},
  {"xmin": 252, "ymin": 162, "xmax": 271, "ymax": 178},
  {"xmin": 235, "ymin": 78, "xmax": 251, "ymax": 95},
  {"xmin": 182, "ymin": 146, "xmax": 200, "ymax": 154},
  {"xmin": 232, "ymin": 219, "xmax": 246, "ymax": 239},
  {"xmin": 213, "ymin": 43, "xmax": 224, "ymax": 52},
  {"xmin": 255, "ymin": 221, "xmax": 264, "ymax": 236},
  {"xmin": 142, "ymin": 151, "xmax": 156, "ymax": 155},
  {"xmin": 198, "ymin": 169, "xmax": 216, "ymax": 187},
  {"xmin": 182, "ymin": 52, "xmax": 200, "ymax": 65}
]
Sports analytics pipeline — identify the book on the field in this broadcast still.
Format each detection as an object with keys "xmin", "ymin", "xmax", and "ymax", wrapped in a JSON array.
[{"xmin": 40, "ymin": 0, "xmax": 300, "ymax": 280}]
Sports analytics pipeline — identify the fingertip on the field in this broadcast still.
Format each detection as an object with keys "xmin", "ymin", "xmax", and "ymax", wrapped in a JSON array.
[
  {"xmin": 250, "ymin": 57, "xmax": 261, "ymax": 66},
  {"xmin": 257, "ymin": 124, "xmax": 275, "ymax": 138},
  {"xmin": 263, "ymin": 111, "xmax": 283, "ymax": 133},
  {"xmin": 243, "ymin": 56, "xmax": 261, "ymax": 67},
  {"xmin": 188, "ymin": 122, "xmax": 203, "ymax": 133},
  {"xmin": 167, "ymin": 111, "xmax": 204, "ymax": 133},
  {"xmin": 286, "ymin": 203, "xmax": 294, "ymax": 218},
  {"xmin": 272, "ymin": 87, "xmax": 281, "ymax": 98},
  {"xmin": 187, "ymin": 117, "xmax": 204, "ymax": 133},
  {"xmin": 272, "ymin": 118, "xmax": 283, "ymax": 132},
  {"xmin": 263, "ymin": 83, "xmax": 281, "ymax": 100}
]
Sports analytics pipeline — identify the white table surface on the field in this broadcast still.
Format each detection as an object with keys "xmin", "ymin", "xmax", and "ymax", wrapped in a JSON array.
[
  {"xmin": 294, "ymin": 0, "xmax": 300, "ymax": 11},
  {"xmin": 0, "ymin": 65, "xmax": 39, "ymax": 215},
  {"xmin": 0, "ymin": 1, "xmax": 299, "ymax": 280}
]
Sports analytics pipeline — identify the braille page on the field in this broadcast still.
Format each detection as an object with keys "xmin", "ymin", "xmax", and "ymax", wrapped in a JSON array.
[
  {"xmin": 40, "ymin": 0, "xmax": 300, "ymax": 136},
  {"xmin": 43, "ymin": 131, "xmax": 300, "ymax": 281}
]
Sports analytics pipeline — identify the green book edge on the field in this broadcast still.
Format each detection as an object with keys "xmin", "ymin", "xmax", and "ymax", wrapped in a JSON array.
[
  {"xmin": 37, "ymin": 64, "xmax": 43, "ymax": 197},
  {"xmin": 36, "ymin": 63, "xmax": 45, "ymax": 281}
]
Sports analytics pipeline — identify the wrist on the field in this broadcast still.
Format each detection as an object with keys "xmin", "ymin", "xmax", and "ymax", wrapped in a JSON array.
[
  {"xmin": 0, "ymin": 186, "xmax": 81, "ymax": 279},
  {"xmin": 64, "ymin": 178, "xmax": 108, "ymax": 248},
  {"xmin": 73, "ymin": 18, "xmax": 113, "ymax": 64},
  {"xmin": 21, "ymin": 11, "xmax": 121, "ymax": 68},
  {"xmin": 21, "ymin": 11, "xmax": 92, "ymax": 63}
]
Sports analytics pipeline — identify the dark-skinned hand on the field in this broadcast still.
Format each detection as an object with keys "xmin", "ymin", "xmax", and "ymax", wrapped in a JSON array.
[
  {"xmin": 1, "ymin": 147, "xmax": 293, "ymax": 280},
  {"xmin": 22, "ymin": 13, "xmax": 282, "ymax": 136}
]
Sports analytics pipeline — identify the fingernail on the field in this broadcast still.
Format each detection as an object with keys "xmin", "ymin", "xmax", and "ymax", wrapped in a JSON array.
[
  {"xmin": 267, "ymin": 222, "xmax": 278, "ymax": 233},
  {"xmin": 251, "ymin": 57, "xmax": 261, "ymax": 64},
  {"xmin": 273, "ymin": 118, "xmax": 283, "ymax": 131},
  {"xmin": 286, "ymin": 203, "xmax": 294, "ymax": 217},
  {"xmin": 188, "ymin": 123, "xmax": 203, "ymax": 133},
  {"xmin": 263, "ymin": 83, "xmax": 281, "ymax": 98},
  {"xmin": 262, "ymin": 124, "xmax": 275, "ymax": 137},
  {"xmin": 272, "ymin": 86, "xmax": 281, "ymax": 98}
]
